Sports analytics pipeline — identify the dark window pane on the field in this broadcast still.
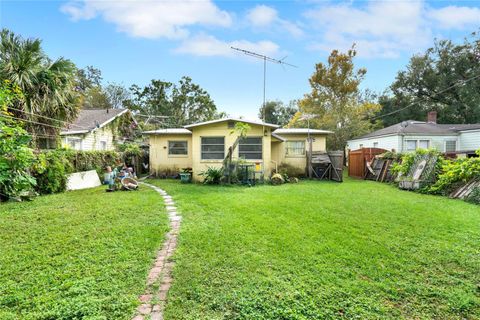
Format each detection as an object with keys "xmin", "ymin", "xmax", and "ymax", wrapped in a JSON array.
[
  {"xmin": 239, "ymin": 152, "xmax": 262, "ymax": 160},
  {"xmin": 201, "ymin": 152, "xmax": 224, "ymax": 160},
  {"xmin": 202, "ymin": 145, "xmax": 224, "ymax": 152},
  {"xmin": 168, "ymin": 141, "xmax": 188, "ymax": 155},
  {"xmin": 240, "ymin": 137, "xmax": 262, "ymax": 144},
  {"xmin": 202, "ymin": 137, "xmax": 224, "ymax": 145},
  {"xmin": 239, "ymin": 145, "xmax": 262, "ymax": 152}
]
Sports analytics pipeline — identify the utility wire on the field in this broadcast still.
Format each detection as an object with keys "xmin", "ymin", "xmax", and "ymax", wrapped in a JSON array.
[
  {"xmin": 1, "ymin": 113, "xmax": 66, "ymax": 131},
  {"xmin": 6, "ymin": 106, "xmax": 88, "ymax": 129},
  {"xmin": 371, "ymin": 73, "xmax": 480, "ymax": 120}
]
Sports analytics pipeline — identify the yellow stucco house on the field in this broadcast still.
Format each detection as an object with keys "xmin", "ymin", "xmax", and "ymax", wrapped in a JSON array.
[{"xmin": 144, "ymin": 118, "xmax": 332, "ymax": 181}]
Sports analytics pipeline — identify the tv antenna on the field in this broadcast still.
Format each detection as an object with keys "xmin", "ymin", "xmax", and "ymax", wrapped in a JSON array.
[{"xmin": 231, "ymin": 46, "xmax": 297, "ymax": 122}]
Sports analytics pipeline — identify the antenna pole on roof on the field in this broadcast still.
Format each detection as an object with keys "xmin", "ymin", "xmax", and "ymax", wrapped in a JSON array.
[{"xmin": 231, "ymin": 47, "xmax": 297, "ymax": 123}]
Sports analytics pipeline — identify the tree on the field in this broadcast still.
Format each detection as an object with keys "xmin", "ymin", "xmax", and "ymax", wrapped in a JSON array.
[
  {"xmin": 258, "ymin": 100, "xmax": 297, "ymax": 126},
  {"xmin": 378, "ymin": 32, "xmax": 480, "ymax": 125},
  {"xmin": 104, "ymin": 82, "xmax": 130, "ymax": 109},
  {"xmin": 290, "ymin": 47, "xmax": 381, "ymax": 150},
  {"xmin": 0, "ymin": 29, "xmax": 80, "ymax": 145},
  {"xmin": 125, "ymin": 76, "xmax": 220, "ymax": 126},
  {"xmin": 77, "ymin": 65, "xmax": 102, "ymax": 91}
]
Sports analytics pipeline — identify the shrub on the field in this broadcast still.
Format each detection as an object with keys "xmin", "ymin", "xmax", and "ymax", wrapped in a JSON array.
[
  {"xmin": 199, "ymin": 167, "xmax": 223, "ymax": 185},
  {"xmin": 429, "ymin": 154, "xmax": 480, "ymax": 194},
  {"xmin": 465, "ymin": 186, "xmax": 480, "ymax": 205},
  {"xmin": 33, "ymin": 150, "xmax": 73, "ymax": 194},
  {"xmin": 277, "ymin": 163, "xmax": 305, "ymax": 178},
  {"xmin": 0, "ymin": 82, "xmax": 37, "ymax": 201}
]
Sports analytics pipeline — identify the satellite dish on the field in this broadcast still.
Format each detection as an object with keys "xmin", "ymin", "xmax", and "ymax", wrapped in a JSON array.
[{"xmin": 401, "ymin": 121, "xmax": 409, "ymax": 128}]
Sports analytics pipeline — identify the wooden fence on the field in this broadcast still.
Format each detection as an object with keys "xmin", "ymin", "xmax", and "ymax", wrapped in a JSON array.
[{"xmin": 348, "ymin": 148, "xmax": 387, "ymax": 178}]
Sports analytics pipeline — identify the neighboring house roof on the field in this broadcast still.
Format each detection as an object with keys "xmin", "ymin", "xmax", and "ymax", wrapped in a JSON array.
[
  {"xmin": 184, "ymin": 117, "xmax": 279, "ymax": 129},
  {"xmin": 61, "ymin": 109, "xmax": 130, "ymax": 135},
  {"xmin": 350, "ymin": 120, "xmax": 480, "ymax": 141},
  {"xmin": 143, "ymin": 128, "xmax": 192, "ymax": 135},
  {"xmin": 273, "ymin": 128, "xmax": 333, "ymax": 135}
]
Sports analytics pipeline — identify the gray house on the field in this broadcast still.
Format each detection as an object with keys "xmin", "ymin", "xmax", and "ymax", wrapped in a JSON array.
[{"xmin": 347, "ymin": 112, "xmax": 480, "ymax": 155}]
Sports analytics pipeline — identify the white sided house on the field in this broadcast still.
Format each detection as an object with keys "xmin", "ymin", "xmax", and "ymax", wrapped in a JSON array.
[
  {"xmin": 347, "ymin": 112, "xmax": 480, "ymax": 156},
  {"xmin": 60, "ymin": 109, "xmax": 136, "ymax": 151}
]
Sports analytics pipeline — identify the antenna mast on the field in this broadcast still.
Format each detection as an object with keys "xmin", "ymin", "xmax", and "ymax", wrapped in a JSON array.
[{"xmin": 231, "ymin": 46, "xmax": 297, "ymax": 122}]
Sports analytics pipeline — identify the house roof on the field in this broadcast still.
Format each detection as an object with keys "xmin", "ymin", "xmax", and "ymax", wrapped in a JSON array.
[
  {"xmin": 143, "ymin": 128, "xmax": 192, "ymax": 135},
  {"xmin": 273, "ymin": 128, "xmax": 333, "ymax": 135},
  {"xmin": 271, "ymin": 132, "xmax": 286, "ymax": 142},
  {"xmin": 350, "ymin": 120, "xmax": 480, "ymax": 140},
  {"xmin": 61, "ymin": 109, "xmax": 129, "ymax": 135},
  {"xmin": 184, "ymin": 118, "xmax": 279, "ymax": 129}
]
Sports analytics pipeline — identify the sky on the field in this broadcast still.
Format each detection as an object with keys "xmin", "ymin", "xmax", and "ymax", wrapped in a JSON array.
[{"xmin": 1, "ymin": 0, "xmax": 480, "ymax": 120}]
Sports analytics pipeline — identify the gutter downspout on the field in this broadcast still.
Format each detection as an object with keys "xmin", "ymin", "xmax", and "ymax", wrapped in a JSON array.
[{"xmin": 271, "ymin": 160, "xmax": 278, "ymax": 174}]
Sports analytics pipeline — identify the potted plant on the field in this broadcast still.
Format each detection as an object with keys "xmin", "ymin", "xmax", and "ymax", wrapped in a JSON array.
[{"xmin": 180, "ymin": 167, "xmax": 192, "ymax": 183}]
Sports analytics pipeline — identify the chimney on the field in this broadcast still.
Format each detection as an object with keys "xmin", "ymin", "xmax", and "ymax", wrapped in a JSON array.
[{"xmin": 427, "ymin": 111, "xmax": 437, "ymax": 124}]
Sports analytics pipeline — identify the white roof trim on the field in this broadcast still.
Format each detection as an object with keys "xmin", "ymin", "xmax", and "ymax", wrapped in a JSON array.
[
  {"xmin": 273, "ymin": 128, "xmax": 333, "ymax": 134},
  {"xmin": 271, "ymin": 132, "xmax": 286, "ymax": 142},
  {"xmin": 184, "ymin": 118, "xmax": 279, "ymax": 129},
  {"xmin": 143, "ymin": 128, "xmax": 192, "ymax": 135},
  {"xmin": 60, "ymin": 130, "xmax": 89, "ymax": 135}
]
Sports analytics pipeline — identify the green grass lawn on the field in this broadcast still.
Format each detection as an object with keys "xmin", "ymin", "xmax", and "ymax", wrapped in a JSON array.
[
  {"xmin": 147, "ymin": 178, "xmax": 480, "ymax": 320},
  {"xmin": 0, "ymin": 186, "xmax": 168, "ymax": 320}
]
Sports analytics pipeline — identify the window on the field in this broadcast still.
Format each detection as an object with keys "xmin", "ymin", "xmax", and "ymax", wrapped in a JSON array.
[
  {"xmin": 286, "ymin": 141, "xmax": 305, "ymax": 156},
  {"xmin": 201, "ymin": 137, "xmax": 224, "ymax": 160},
  {"xmin": 418, "ymin": 140, "xmax": 430, "ymax": 149},
  {"xmin": 406, "ymin": 139, "xmax": 429, "ymax": 152},
  {"xmin": 445, "ymin": 140, "xmax": 457, "ymax": 152},
  {"xmin": 406, "ymin": 140, "xmax": 417, "ymax": 151},
  {"xmin": 100, "ymin": 141, "xmax": 107, "ymax": 150},
  {"xmin": 168, "ymin": 141, "xmax": 188, "ymax": 155},
  {"xmin": 67, "ymin": 137, "xmax": 82, "ymax": 150},
  {"xmin": 359, "ymin": 144, "xmax": 364, "ymax": 148},
  {"xmin": 239, "ymin": 137, "xmax": 262, "ymax": 160},
  {"xmin": 373, "ymin": 142, "xmax": 379, "ymax": 148}
]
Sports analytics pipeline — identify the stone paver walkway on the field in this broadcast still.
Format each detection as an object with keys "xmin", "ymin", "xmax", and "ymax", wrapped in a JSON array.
[{"xmin": 132, "ymin": 182, "xmax": 181, "ymax": 320}]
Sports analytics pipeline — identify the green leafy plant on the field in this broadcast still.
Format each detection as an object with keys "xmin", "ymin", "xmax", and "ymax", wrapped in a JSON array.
[
  {"xmin": 0, "ymin": 81, "xmax": 37, "ymax": 201},
  {"xmin": 465, "ymin": 186, "xmax": 480, "ymax": 205},
  {"xmin": 199, "ymin": 167, "xmax": 223, "ymax": 185},
  {"xmin": 429, "ymin": 156, "xmax": 480, "ymax": 194}
]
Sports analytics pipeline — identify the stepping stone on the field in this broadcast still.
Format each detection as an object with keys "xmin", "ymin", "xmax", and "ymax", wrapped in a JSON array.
[{"xmin": 166, "ymin": 206, "xmax": 177, "ymax": 211}]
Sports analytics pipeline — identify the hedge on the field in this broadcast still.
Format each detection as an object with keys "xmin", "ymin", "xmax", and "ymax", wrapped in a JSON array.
[{"xmin": 32, "ymin": 149, "xmax": 123, "ymax": 195}]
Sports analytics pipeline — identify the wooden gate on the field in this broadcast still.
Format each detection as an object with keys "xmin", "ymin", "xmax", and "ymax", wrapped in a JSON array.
[{"xmin": 348, "ymin": 148, "xmax": 387, "ymax": 178}]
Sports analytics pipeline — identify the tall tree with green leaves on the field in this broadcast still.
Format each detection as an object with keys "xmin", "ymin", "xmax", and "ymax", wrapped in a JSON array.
[
  {"xmin": 125, "ymin": 76, "xmax": 219, "ymax": 126},
  {"xmin": 377, "ymin": 32, "xmax": 480, "ymax": 126},
  {"xmin": 0, "ymin": 29, "xmax": 80, "ymax": 144},
  {"xmin": 258, "ymin": 100, "xmax": 297, "ymax": 127},
  {"xmin": 290, "ymin": 47, "xmax": 381, "ymax": 150}
]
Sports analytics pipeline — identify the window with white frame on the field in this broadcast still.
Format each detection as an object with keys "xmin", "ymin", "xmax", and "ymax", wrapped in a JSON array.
[
  {"xmin": 418, "ymin": 140, "xmax": 430, "ymax": 149},
  {"xmin": 445, "ymin": 140, "xmax": 457, "ymax": 152},
  {"xmin": 406, "ymin": 140, "xmax": 417, "ymax": 151},
  {"xmin": 406, "ymin": 139, "xmax": 430, "ymax": 151},
  {"xmin": 373, "ymin": 142, "xmax": 379, "ymax": 148},
  {"xmin": 201, "ymin": 137, "xmax": 224, "ymax": 160},
  {"xmin": 99, "ymin": 140, "xmax": 107, "ymax": 150},
  {"xmin": 286, "ymin": 141, "xmax": 305, "ymax": 156},
  {"xmin": 168, "ymin": 141, "xmax": 188, "ymax": 155},
  {"xmin": 67, "ymin": 137, "xmax": 82, "ymax": 150},
  {"xmin": 239, "ymin": 137, "xmax": 262, "ymax": 160}
]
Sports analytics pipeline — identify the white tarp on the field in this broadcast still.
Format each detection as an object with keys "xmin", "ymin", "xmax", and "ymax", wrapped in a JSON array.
[{"xmin": 66, "ymin": 170, "xmax": 102, "ymax": 191}]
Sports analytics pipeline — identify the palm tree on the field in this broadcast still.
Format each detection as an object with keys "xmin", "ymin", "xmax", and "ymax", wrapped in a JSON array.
[{"xmin": 0, "ymin": 29, "xmax": 80, "ymax": 146}]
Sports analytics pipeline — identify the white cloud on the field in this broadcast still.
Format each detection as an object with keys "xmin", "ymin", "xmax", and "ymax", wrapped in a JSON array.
[
  {"xmin": 61, "ymin": 0, "xmax": 232, "ymax": 39},
  {"xmin": 246, "ymin": 4, "xmax": 304, "ymax": 38},
  {"xmin": 175, "ymin": 34, "xmax": 280, "ymax": 57},
  {"xmin": 428, "ymin": 6, "xmax": 480, "ymax": 29},
  {"xmin": 246, "ymin": 5, "xmax": 278, "ymax": 27},
  {"xmin": 305, "ymin": 1, "xmax": 430, "ymax": 58}
]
